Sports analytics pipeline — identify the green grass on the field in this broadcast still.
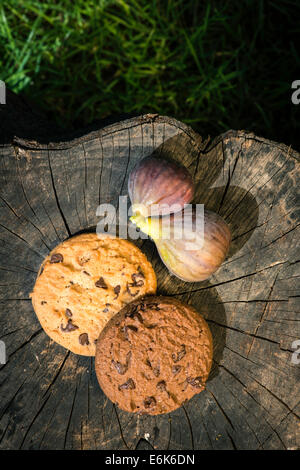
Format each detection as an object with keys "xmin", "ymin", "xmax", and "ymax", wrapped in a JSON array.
[{"xmin": 0, "ymin": 0, "xmax": 299, "ymax": 148}]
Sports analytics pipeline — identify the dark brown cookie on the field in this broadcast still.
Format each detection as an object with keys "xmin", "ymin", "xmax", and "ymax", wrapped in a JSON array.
[{"xmin": 95, "ymin": 296, "xmax": 213, "ymax": 415}]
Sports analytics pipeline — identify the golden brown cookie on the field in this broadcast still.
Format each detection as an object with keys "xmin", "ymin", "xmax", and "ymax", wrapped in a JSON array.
[
  {"xmin": 95, "ymin": 296, "xmax": 213, "ymax": 415},
  {"xmin": 30, "ymin": 233, "xmax": 157, "ymax": 355}
]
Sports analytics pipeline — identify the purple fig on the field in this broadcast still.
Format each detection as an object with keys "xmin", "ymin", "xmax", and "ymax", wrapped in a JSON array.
[
  {"xmin": 131, "ymin": 207, "xmax": 231, "ymax": 282},
  {"xmin": 128, "ymin": 156, "xmax": 194, "ymax": 218}
]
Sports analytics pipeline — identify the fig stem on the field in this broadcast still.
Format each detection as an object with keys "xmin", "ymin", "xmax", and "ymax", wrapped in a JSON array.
[
  {"xmin": 130, "ymin": 214, "xmax": 161, "ymax": 240},
  {"xmin": 130, "ymin": 213, "xmax": 145, "ymax": 227}
]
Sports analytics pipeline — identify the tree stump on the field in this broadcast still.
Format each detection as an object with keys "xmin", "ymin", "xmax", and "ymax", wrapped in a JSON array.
[{"xmin": 0, "ymin": 93, "xmax": 299, "ymax": 450}]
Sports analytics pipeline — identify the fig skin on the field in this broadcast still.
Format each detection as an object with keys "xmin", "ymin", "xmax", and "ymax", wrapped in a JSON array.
[
  {"xmin": 131, "ymin": 208, "xmax": 231, "ymax": 283},
  {"xmin": 128, "ymin": 156, "xmax": 194, "ymax": 218}
]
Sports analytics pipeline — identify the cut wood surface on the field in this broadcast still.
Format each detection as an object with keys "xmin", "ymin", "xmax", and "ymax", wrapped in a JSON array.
[{"xmin": 0, "ymin": 93, "xmax": 299, "ymax": 450}]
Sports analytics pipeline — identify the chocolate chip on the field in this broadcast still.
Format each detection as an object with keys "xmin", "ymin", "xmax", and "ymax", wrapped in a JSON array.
[
  {"xmin": 120, "ymin": 325, "xmax": 137, "ymax": 340},
  {"xmin": 65, "ymin": 308, "xmax": 73, "ymax": 318},
  {"xmin": 95, "ymin": 277, "xmax": 107, "ymax": 289},
  {"xmin": 125, "ymin": 307, "xmax": 144, "ymax": 323},
  {"xmin": 118, "ymin": 378, "xmax": 136, "ymax": 390},
  {"xmin": 144, "ymin": 396, "xmax": 156, "ymax": 409},
  {"xmin": 129, "ymin": 268, "xmax": 145, "ymax": 288},
  {"xmin": 126, "ymin": 283, "xmax": 139, "ymax": 297},
  {"xmin": 41, "ymin": 301, "xmax": 47, "ymax": 305},
  {"xmin": 83, "ymin": 270, "xmax": 90, "ymax": 276},
  {"xmin": 146, "ymin": 358, "xmax": 152, "ymax": 368},
  {"xmin": 120, "ymin": 326, "xmax": 129, "ymax": 340},
  {"xmin": 102, "ymin": 304, "xmax": 110, "ymax": 313},
  {"xmin": 172, "ymin": 365, "xmax": 182, "ymax": 376},
  {"xmin": 50, "ymin": 253, "xmax": 63, "ymax": 263},
  {"xmin": 156, "ymin": 380, "xmax": 167, "ymax": 392},
  {"xmin": 137, "ymin": 266, "xmax": 145, "ymax": 278},
  {"xmin": 172, "ymin": 345, "xmax": 186, "ymax": 363},
  {"xmin": 113, "ymin": 285, "xmax": 121, "ymax": 298},
  {"xmin": 135, "ymin": 311, "xmax": 144, "ymax": 323},
  {"xmin": 61, "ymin": 319, "xmax": 79, "ymax": 332},
  {"xmin": 147, "ymin": 302, "xmax": 160, "ymax": 310},
  {"xmin": 126, "ymin": 351, "xmax": 132, "ymax": 365},
  {"xmin": 146, "ymin": 358, "xmax": 160, "ymax": 377},
  {"xmin": 131, "ymin": 273, "xmax": 144, "ymax": 287},
  {"xmin": 79, "ymin": 255, "xmax": 90, "ymax": 265},
  {"xmin": 146, "ymin": 323, "xmax": 157, "ymax": 329},
  {"xmin": 127, "ymin": 325, "xmax": 138, "ymax": 332},
  {"xmin": 111, "ymin": 351, "xmax": 131, "ymax": 375},
  {"xmin": 186, "ymin": 376, "xmax": 204, "ymax": 389},
  {"xmin": 132, "ymin": 313, "xmax": 144, "ymax": 323},
  {"xmin": 112, "ymin": 360, "xmax": 127, "ymax": 375},
  {"xmin": 79, "ymin": 333, "xmax": 89, "ymax": 345}
]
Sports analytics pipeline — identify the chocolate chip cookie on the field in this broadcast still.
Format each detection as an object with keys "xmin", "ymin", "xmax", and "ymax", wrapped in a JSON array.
[
  {"xmin": 95, "ymin": 296, "xmax": 213, "ymax": 415},
  {"xmin": 30, "ymin": 233, "xmax": 157, "ymax": 355}
]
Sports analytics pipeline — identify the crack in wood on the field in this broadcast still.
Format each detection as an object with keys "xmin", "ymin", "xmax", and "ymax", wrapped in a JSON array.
[
  {"xmin": 206, "ymin": 389, "xmax": 235, "ymax": 431},
  {"xmin": 181, "ymin": 405, "xmax": 195, "ymax": 449},
  {"xmin": 19, "ymin": 392, "xmax": 52, "ymax": 449},
  {"xmin": 41, "ymin": 351, "xmax": 70, "ymax": 399},
  {"xmin": 63, "ymin": 358, "xmax": 80, "ymax": 449},
  {"xmin": 171, "ymin": 262, "xmax": 287, "ymax": 297},
  {"xmin": 113, "ymin": 404, "xmax": 130, "ymax": 450},
  {"xmin": 47, "ymin": 148, "xmax": 71, "ymax": 237},
  {"xmin": 5, "ymin": 328, "xmax": 43, "ymax": 362},
  {"xmin": 262, "ymin": 224, "xmax": 300, "ymax": 250},
  {"xmin": 0, "ymin": 223, "xmax": 45, "ymax": 258}
]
